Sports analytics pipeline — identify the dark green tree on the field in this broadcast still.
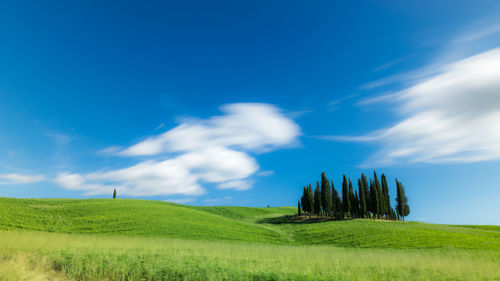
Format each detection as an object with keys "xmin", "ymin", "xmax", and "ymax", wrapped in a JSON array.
[
  {"xmin": 395, "ymin": 179, "xmax": 410, "ymax": 221},
  {"xmin": 307, "ymin": 184, "xmax": 314, "ymax": 217},
  {"xmin": 389, "ymin": 207, "xmax": 397, "ymax": 220},
  {"xmin": 302, "ymin": 187, "xmax": 310, "ymax": 215},
  {"xmin": 113, "ymin": 189, "xmax": 116, "ymax": 199},
  {"xmin": 358, "ymin": 178, "xmax": 367, "ymax": 218},
  {"xmin": 320, "ymin": 172, "xmax": 333, "ymax": 217},
  {"xmin": 361, "ymin": 173, "xmax": 370, "ymax": 215},
  {"xmin": 298, "ymin": 200, "xmax": 302, "ymax": 216},
  {"xmin": 381, "ymin": 173, "xmax": 392, "ymax": 219},
  {"xmin": 369, "ymin": 180, "xmax": 379, "ymax": 219},
  {"xmin": 373, "ymin": 172, "xmax": 383, "ymax": 218},
  {"xmin": 348, "ymin": 179, "xmax": 355, "ymax": 218},
  {"xmin": 313, "ymin": 183, "xmax": 321, "ymax": 216},
  {"xmin": 331, "ymin": 180, "xmax": 343, "ymax": 220},
  {"xmin": 342, "ymin": 175, "xmax": 351, "ymax": 218},
  {"xmin": 354, "ymin": 190, "xmax": 360, "ymax": 218}
]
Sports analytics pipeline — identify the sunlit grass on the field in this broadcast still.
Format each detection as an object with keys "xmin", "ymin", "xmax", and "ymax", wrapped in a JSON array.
[
  {"xmin": 1, "ymin": 198, "xmax": 499, "ymax": 280},
  {"xmin": 1, "ymin": 230, "xmax": 499, "ymax": 281}
]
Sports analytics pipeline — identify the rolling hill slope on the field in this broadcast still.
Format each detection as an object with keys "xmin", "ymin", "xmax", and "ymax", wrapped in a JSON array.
[
  {"xmin": 0, "ymin": 197, "xmax": 287, "ymax": 243},
  {"xmin": 1, "ymin": 197, "xmax": 499, "ymax": 250}
]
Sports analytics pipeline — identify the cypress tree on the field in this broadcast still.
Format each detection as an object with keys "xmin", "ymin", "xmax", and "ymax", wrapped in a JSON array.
[
  {"xmin": 313, "ymin": 183, "xmax": 321, "ymax": 216},
  {"xmin": 307, "ymin": 184, "xmax": 314, "ymax": 217},
  {"xmin": 320, "ymin": 172, "xmax": 333, "ymax": 217},
  {"xmin": 369, "ymin": 180, "xmax": 379, "ymax": 219},
  {"xmin": 348, "ymin": 179, "xmax": 355, "ymax": 218},
  {"xmin": 373, "ymin": 172, "xmax": 383, "ymax": 218},
  {"xmin": 113, "ymin": 189, "xmax": 116, "ymax": 199},
  {"xmin": 342, "ymin": 175, "xmax": 351, "ymax": 218},
  {"xmin": 395, "ymin": 179, "xmax": 410, "ymax": 221},
  {"xmin": 361, "ymin": 173, "xmax": 370, "ymax": 215},
  {"xmin": 301, "ymin": 187, "xmax": 307, "ymax": 215},
  {"xmin": 354, "ymin": 190, "xmax": 360, "ymax": 219},
  {"xmin": 389, "ymin": 207, "xmax": 397, "ymax": 220},
  {"xmin": 358, "ymin": 178, "xmax": 367, "ymax": 218},
  {"xmin": 331, "ymin": 180, "xmax": 343, "ymax": 220},
  {"xmin": 298, "ymin": 200, "xmax": 302, "ymax": 216},
  {"xmin": 381, "ymin": 173, "xmax": 392, "ymax": 218}
]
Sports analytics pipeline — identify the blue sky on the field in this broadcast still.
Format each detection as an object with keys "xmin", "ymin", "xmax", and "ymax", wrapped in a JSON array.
[{"xmin": 1, "ymin": 0, "xmax": 500, "ymax": 225}]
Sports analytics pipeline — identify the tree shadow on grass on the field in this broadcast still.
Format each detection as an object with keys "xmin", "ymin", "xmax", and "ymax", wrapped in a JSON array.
[{"xmin": 258, "ymin": 215, "xmax": 346, "ymax": 225}]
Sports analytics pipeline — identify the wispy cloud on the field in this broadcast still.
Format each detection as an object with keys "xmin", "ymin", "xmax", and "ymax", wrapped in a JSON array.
[
  {"xmin": 203, "ymin": 196, "xmax": 234, "ymax": 204},
  {"xmin": 0, "ymin": 173, "xmax": 45, "ymax": 184},
  {"xmin": 257, "ymin": 170, "xmax": 274, "ymax": 177},
  {"xmin": 334, "ymin": 47, "xmax": 500, "ymax": 166},
  {"xmin": 373, "ymin": 54, "xmax": 414, "ymax": 72},
  {"xmin": 163, "ymin": 198, "xmax": 195, "ymax": 204},
  {"xmin": 154, "ymin": 123, "xmax": 165, "ymax": 131},
  {"xmin": 362, "ymin": 20, "xmax": 500, "ymax": 91},
  {"xmin": 45, "ymin": 132, "xmax": 71, "ymax": 146},
  {"xmin": 56, "ymin": 103, "xmax": 301, "ymax": 196},
  {"xmin": 328, "ymin": 94, "xmax": 357, "ymax": 111},
  {"xmin": 120, "ymin": 103, "xmax": 301, "ymax": 156}
]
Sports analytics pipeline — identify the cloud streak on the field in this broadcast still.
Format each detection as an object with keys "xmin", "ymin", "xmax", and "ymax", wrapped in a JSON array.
[
  {"xmin": 0, "ymin": 174, "xmax": 45, "ymax": 184},
  {"xmin": 55, "ymin": 103, "xmax": 300, "ymax": 196},
  {"xmin": 330, "ymin": 47, "xmax": 500, "ymax": 166}
]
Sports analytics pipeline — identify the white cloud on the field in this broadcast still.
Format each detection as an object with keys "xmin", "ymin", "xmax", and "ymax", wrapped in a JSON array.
[
  {"xmin": 56, "ymin": 103, "xmax": 300, "ymax": 196},
  {"xmin": 45, "ymin": 132, "xmax": 71, "ymax": 146},
  {"xmin": 120, "ymin": 103, "xmax": 301, "ymax": 156},
  {"xmin": 164, "ymin": 198, "xmax": 195, "ymax": 204},
  {"xmin": 342, "ymin": 47, "xmax": 500, "ymax": 166},
  {"xmin": 362, "ymin": 20, "xmax": 500, "ymax": 91},
  {"xmin": 257, "ymin": 170, "xmax": 274, "ymax": 177},
  {"xmin": 0, "ymin": 173, "xmax": 45, "ymax": 184},
  {"xmin": 217, "ymin": 179, "xmax": 253, "ymax": 190}
]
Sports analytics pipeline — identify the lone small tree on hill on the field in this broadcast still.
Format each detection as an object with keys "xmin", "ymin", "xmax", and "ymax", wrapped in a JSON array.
[{"xmin": 113, "ymin": 189, "xmax": 116, "ymax": 199}]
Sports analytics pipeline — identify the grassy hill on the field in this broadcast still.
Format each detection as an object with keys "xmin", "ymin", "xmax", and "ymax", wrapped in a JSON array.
[
  {"xmin": 1, "ymin": 197, "xmax": 499, "ymax": 280},
  {"xmin": 1, "ymin": 197, "xmax": 499, "ymax": 250},
  {"xmin": 0, "ymin": 197, "xmax": 289, "ymax": 243}
]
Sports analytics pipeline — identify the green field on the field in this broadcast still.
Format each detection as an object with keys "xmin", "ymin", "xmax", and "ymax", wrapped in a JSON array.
[{"xmin": 0, "ymin": 198, "xmax": 499, "ymax": 280}]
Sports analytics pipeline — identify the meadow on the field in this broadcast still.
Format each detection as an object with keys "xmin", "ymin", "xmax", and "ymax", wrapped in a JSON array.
[{"xmin": 0, "ymin": 198, "xmax": 499, "ymax": 280}]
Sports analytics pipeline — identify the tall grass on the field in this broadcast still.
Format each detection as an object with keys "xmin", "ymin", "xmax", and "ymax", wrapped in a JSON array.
[{"xmin": 1, "ymin": 230, "xmax": 499, "ymax": 281}]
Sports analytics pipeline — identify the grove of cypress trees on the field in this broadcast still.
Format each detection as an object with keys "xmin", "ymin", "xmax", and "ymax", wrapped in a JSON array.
[
  {"xmin": 342, "ymin": 175, "xmax": 351, "ymax": 219},
  {"xmin": 298, "ymin": 172, "xmax": 408, "ymax": 222},
  {"xmin": 313, "ymin": 183, "xmax": 321, "ymax": 216},
  {"xmin": 396, "ymin": 179, "xmax": 410, "ymax": 221},
  {"xmin": 358, "ymin": 178, "xmax": 367, "ymax": 218},
  {"xmin": 320, "ymin": 172, "xmax": 333, "ymax": 217}
]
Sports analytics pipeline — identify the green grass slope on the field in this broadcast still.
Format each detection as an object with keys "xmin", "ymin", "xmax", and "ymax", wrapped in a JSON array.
[
  {"xmin": 2, "ymin": 230, "xmax": 499, "ymax": 281},
  {"xmin": 1, "ymin": 197, "xmax": 499, "ymax": 250},
  {"xmin": 0, "ymin": 197, "xmax": 287, "ymax": 243},
  {"xmin": 282, "ymin": 219, "xmax": 500, "ymax": 250}
]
